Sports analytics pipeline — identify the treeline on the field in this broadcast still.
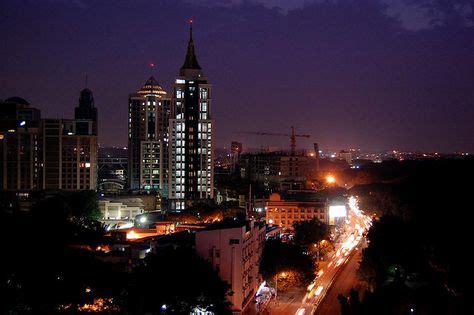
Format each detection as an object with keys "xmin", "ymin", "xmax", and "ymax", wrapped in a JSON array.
[
  {"xmin": 0, "ymin": 192, "xmax": 231, "ymax": 314},
  {"xmin": 341, "ymin": 158, "xmax": 474, "ymax": 314}
]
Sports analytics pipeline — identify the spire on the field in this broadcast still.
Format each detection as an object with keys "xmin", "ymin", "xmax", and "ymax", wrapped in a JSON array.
[
  {"xmin": 79, "ymin": 88, "xmax": 94, "ymax": 108},
  {"xmin": 180, "ymin": 19, "xmax": 201, "ymax": 72}
]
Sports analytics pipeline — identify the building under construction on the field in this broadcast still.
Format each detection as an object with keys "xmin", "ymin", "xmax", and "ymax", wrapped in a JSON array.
[{"xmin": 238, "ymin": 147, "xmax": 319, "ymax": 193}]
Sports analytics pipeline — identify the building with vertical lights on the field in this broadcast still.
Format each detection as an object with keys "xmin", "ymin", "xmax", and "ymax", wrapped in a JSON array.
[
  {"xmin": 168, "ymin": 23, "xmax": 214, "ymax": 211},
  {"xmin": 127, "ymin": 77, "xmax": 171, "ymax": 196}
]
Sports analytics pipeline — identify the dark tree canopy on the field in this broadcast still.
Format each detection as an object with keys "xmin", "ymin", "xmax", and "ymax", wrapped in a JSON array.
[
  {"xmin": 259, "ymin": 239, "xmax": 315, "ymax": 287},
  {"xmin": 292, "ymin": 218, "xmax": 330, "ymax": 250},
  {"xmin": 349, "ymin": 159, "xmax": 474, "ymax": 314},
  {"xmin": 129, "ymin": 246, "xmax": 232, "ymax": 314}
]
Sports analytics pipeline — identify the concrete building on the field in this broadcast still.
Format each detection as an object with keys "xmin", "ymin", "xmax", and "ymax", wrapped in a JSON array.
[
  {"xmin": 1, "ymin": 90, "xmax": 98, "ymax": 192},
  {"xmin": 98, "ymin": 148, "xmax": 128, "ymax": 193},
  {"xmin": 0, "ymin": 97, "xmax": 42, "ymax": 190},
  {"xmin": 75, "ymin": 88, "xmax": 98, "ymax": 136},
  {"xmin": 169, "ymin": 23, "xmax": 214, "ymax": 211},
  {"xmin": 42, "ymin": 118, "xmax": 97, "ymax": 190},
  {"xmin": 240, "ymin": 152, "xmax": 317, "ymax": 192},
  {"xmin": 265, "ymin": 192, "xmax": 328, "ymax": 231},
  {"xmin": 128, "ymin": 77, "xmax": 171, "ymax": 195},
  {"xmin": 195, "ymin": 220, "xmax": 266, "ymax": 314},
  {"xmin": 338, "ymin": 150, "xmax": 352, "ymax": 165},
  {"xmin": 99, "ymin": 198, "xmax": 144, "ymax": 220}
]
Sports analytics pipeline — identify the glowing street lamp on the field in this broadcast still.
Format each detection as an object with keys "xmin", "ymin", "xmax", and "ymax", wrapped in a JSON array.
[{"xmin": 326, "ymin": 175, "xmax": 336, "ymax": 184}]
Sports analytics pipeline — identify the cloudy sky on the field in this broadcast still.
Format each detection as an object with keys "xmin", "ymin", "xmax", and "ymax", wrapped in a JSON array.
[{"xmin": 1, "ymin": 0, "xmax": 473, "ymax": 152}]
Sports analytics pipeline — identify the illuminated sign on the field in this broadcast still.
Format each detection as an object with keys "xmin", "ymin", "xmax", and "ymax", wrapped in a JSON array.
[{"xmin": 329, "ymin": 205, "xmax": 347, "ymax": 218}]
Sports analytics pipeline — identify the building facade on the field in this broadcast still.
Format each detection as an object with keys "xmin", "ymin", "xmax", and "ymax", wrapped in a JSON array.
[
  {"xmin": 195, "ymin": 220, "xmax": 266, "ymax": 314},
  {"xmin": 240, "ymin": 152, "xmax": 317, "ymax": 192},
  {"xmin": 169, "ymin": 24, "xmax": 214, "ymax": 211},
  {"xmin": 0, "ymin": 97, "xmax": 42, "ymax": 190},
  {"xmin": 1, "ymin": 90, "xmax": 98, "ymax": 192},
  {"xmin": 42, "ymin": 120, "xmax": 97, "ymax": 190},
  {"xmin": 265, "ymin": 192, "xmax": 328, "ymax": 231},
  {"xmin": 128, "ymin": 77, "xmax": 171, "ymax": 196}
]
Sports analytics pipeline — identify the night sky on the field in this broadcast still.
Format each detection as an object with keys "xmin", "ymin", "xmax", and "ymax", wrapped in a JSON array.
[{"xmin": 1, "ymin": 0, "xmax": 473, "ymax": 152}]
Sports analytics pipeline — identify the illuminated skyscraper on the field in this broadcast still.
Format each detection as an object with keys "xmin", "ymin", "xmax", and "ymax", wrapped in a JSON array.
[
  {"xmin": 128, "ymin": 77, "xmax": 171, "ymax": 195},
  {"xmin": 169, "ymin": 23, "xmax": 214, "ymax": 211}
]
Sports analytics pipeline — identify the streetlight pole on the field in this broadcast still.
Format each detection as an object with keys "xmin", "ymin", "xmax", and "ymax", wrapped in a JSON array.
[{"xmin": 275, "ymin": 273, "xmax": 278, "ymax": 298}]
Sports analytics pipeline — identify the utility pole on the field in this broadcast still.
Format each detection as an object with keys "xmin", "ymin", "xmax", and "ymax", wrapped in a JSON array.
[{"xmin": 247, "ymin": 183, "xmax": 252, "ymax": 219}]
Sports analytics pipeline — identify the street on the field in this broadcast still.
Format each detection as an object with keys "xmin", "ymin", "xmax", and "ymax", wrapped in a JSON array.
[
  {"xmin": 316, "ymin": 241, "xmax": 365, "ymax": 314},
  {"xmin": 266, "ymin": 196, "xmax": 371, "ymax": 315}
]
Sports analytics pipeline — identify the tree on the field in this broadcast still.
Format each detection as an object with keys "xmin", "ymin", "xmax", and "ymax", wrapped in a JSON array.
[
  {"xmin": 293, "ymin": 218, "xmax": 330, "ymax": 251},
  {"xmin": 355, "ymin": 159, "xmax": 474, "ymax": 314},
  {"xmin": 129, "ymin": 246, "xmax": 231, "ymax": 314},
  {"xmin": 259, "ymin": 239, "xmax": 315, "ymax": 288}
]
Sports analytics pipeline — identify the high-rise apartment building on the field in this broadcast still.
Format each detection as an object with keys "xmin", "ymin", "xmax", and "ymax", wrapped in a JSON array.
[
  {"xmin": 128, "ymin": 77, "xmax": 171, "ymax": 195},
  {"xmin": 169, "ymin": 24, "xmax": 214, "ymax": 211},
  {"xmin": 0, "ymin": 97, "xmax": 42, "ymax": 190}
]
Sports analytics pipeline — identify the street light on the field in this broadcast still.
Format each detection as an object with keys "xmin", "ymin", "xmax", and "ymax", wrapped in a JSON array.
[{"xmin": 326, "ymin": 175, "xmax": 336, "ymax": 184}]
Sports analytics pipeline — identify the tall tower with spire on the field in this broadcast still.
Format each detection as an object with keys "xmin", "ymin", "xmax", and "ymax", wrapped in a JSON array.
[
  {"xmin": 128, "ymin": 76, "xmax": 171, "ymax": 194},
  {"xmin": 75, "ymin": 88, "xmax": 98, "ymax": 135},
  {"xmin": 169, "ymin": 22, "xmax": 214, "ymax": 211}
]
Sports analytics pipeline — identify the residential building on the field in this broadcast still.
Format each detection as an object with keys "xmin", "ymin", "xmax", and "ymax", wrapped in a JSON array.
[
  {"xmin": 0, "ymin": 97, "xmax": 42, "ymax": 190},
  {"xmin": 42, "ymin": 115, "xmax": 97, "ymax": 191},
  {"xmin": 169, "ymin": 23, "xmax": 214, "ymax": 211},
  {"xmin": 265, "ymin": 192, "xmax": 328, "ymax": 231},
  {"xmin": 1, "ymin": 89, "xmax": 98, "ymax": 192},
  {"xmin": 195, "ymin": 220, "xmax": 266, "ymax": 314},
  {"xmin": 128, "ymin": 77, "xmax": 171, "ymax": 196}
]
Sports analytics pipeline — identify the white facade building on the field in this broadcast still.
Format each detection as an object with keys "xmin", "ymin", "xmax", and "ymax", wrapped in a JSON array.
[{"xmin": 195, "ymin": 221, "xmax": 266, "ymax": 314}]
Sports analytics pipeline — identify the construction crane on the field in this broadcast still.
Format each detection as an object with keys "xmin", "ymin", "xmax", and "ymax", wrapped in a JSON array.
[{"xmin": 235, "ymin": 126, "xmax": 310, "ymax": 155}]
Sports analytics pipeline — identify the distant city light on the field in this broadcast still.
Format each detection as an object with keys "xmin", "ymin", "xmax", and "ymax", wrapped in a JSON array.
[
  {"xmin": 19, "ymin": 120, "xmax": 26, "ymax": 126},
  {"xmin": 139, "ymin": 216, "xmax": 147, "ymax": 223}
]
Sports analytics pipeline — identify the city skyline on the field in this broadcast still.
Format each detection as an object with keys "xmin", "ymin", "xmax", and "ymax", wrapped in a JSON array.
[{"xmin": 1, "ymin": 0, "xmax": 473, "ymax": 153}]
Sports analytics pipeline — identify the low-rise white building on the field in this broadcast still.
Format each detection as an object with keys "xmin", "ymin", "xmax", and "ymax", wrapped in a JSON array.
[
  {"xmin": 99, "ymin": 198, "xmax": 144, "ymax": 221},
  {"xmin": 195, "ymin": 220, "xmax": 266, "ymax": 314}
]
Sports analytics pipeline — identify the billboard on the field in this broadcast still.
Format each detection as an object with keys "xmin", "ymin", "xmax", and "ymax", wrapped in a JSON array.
[{"xmin": 329, "ymin": 205, "xmax": 347, "ymax": 225}]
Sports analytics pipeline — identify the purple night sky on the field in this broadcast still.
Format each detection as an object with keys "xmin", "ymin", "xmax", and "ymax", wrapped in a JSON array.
[{"xmin": 1, "ymin": 0, "xmax": 473, "ymax": 152}]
